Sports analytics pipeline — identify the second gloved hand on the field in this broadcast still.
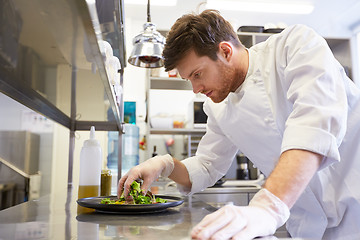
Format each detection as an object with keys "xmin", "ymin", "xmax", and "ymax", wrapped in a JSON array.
[
  {"xmin": 191, "ymin": 188, "xmax": 290, "ymax": 240},
  {"xmin": 117, "ymin": 154, "xmax": 174, "ymax": 198}
]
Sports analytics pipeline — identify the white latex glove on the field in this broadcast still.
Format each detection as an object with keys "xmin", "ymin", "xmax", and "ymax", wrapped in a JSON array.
[
  {"xmin": 191, "ymin": 188, "xmax": 290, "ymax": 240},
  {"xmin": 117, "ymin": 154, "xmax": 174, "ymax": 198}
]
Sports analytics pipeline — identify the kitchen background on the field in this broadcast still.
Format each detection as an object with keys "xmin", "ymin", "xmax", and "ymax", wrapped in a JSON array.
[{"xmin": 1, "ymin": 0, "xmax": 360, "ymax": 210}]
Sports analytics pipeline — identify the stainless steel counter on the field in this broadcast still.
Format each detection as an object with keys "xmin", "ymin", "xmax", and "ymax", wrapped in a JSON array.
[{"xmin": 0, "ymin": 186, "xmax": 296, "ymax": 240}]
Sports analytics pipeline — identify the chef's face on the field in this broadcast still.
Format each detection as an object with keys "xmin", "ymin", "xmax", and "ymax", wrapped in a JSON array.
[{"xmin": 176, "ymin": 48, "xmax": 239, "ymax": 103}]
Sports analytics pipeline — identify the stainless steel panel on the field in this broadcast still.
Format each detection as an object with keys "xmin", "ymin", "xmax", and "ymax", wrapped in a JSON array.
[
  {"xmin": 0, "ymin": 131, "xmax": 40, "ymax": 175},
  {"xmin": 193, "ymin": 192, "xmax": 251, "ymax": 207},
  {"xmin": 0, "ymin": 131, "xmax": 40, "ymax": 205},
  {"xmin": 0, "ymin": 187, "xmax": 293, "ymax": 239}
]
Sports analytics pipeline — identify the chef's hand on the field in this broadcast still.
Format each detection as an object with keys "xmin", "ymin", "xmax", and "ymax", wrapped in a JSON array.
[
  {"xmin": 191, "ymin": 188, "xmax": 290, "ymax": 240},
  {"xmin": 117, "ymin": 154, "xmax": 174, "ymax": 198}
]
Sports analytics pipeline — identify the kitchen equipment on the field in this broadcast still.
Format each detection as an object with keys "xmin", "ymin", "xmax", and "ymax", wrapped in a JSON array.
[
  {"xmin": 150, "ymin": 116, "xmax": 173, "ymax": 129},
  {"xmin": 124, "ymin": 101, "xmax": 136, "ymax": 124},
  {"xmin": 152, "ymin": 145, "xmax": 158, "ymax": 157},
  {"xmin": 236, "ymin": 154, "xmax": 250, "ymax": 180},
  {"xmin": 121, "ymin": 124, "xmax": 140, "ymax": 176},
  {"xmin": 128, "ymin": 0, "xmax": 165, "ymax": 68},
  {"xmin": 211, "ymin": 177, "xmax": 226, "ymax": 187},
  {"xmin": 188, "ymin": 98, "xmax": 208, "ymax": 128},
  {"xmin": 106, "ymin": 131, "xmax": 118, "ymax": 170},
  {"xmin": 237, "ymin": 26, "xmax": 264, "ymax": 33},
  {"xmin": 264, "ymin": 28, "xmax": 284, "ymax": 33},
  {"xmin": 0, "ymin": 131, "xmax": 40, "ymax": 207}
]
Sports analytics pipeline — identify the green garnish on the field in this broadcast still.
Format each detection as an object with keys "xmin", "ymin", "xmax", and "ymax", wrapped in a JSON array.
[
  {"xmin": 155, "ymin": 197, "xmax": 167, "ymax": 203},
  {"xmin": 100, "ymin": 198, "xmax": 113, "ymax": 204},
  {"xmin": 100, "ymin": 180, "xmax": 167, "ymax": 205}
]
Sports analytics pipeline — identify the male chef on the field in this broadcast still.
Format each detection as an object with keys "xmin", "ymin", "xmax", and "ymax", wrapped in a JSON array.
[{"xmin": 119, "ymin": 10, "xmax": 360, "ymax": 240}]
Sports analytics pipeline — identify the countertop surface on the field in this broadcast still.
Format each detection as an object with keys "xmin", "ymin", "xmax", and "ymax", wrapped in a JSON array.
[{"xmin": 0, "ymin": 183, "xmax": 300, "ymax": 240}]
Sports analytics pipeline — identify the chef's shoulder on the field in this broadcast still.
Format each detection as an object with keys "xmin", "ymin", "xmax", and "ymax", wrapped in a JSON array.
[
  {"xmin": 282, "ymin": 24, "xmax": 324, "ymax": 40},
  {"xmin": 281, "ymin": 24, "xmax": 317, "ymax": 35},
  {"xmin": 268, "ymin": 24, "xmax": 326, "ymax": 48},
  {"xmin": 250, "ymin": 24, "xmax": 328, "ymax": 58}
]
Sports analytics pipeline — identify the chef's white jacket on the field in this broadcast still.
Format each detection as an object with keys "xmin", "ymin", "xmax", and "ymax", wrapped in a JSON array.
[{"xmin": 179, "ymin": 24, "xmax": 360, "ymax": 239}]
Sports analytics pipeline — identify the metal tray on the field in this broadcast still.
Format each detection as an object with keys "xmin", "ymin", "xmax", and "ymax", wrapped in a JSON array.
[{"xmin": 237, "ymin": 26, "xmax": 264, "ymax": 33}]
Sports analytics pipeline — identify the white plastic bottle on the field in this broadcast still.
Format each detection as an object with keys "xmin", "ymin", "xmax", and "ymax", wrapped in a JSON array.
[{"xmin": 77, "ymin": 126, "xmax": 102, "ymax": 214}]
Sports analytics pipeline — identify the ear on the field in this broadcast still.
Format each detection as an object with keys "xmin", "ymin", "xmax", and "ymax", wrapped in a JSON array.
[{"xmin": 218, "ymin": 42, "xmax": 233, "ymax": 62}]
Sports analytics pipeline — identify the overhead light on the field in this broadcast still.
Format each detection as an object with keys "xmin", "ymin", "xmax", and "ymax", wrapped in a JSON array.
[
  {"xmin": 124, "ymin": 0, "xmax": 177, "ymax": 7},
  {"xmin": 128, "ymin": 0, "xmax": 166, "ymax": 68},
  {"xmin": 206, "ymin": 0, "xmax": 314, "ymax": 15}
]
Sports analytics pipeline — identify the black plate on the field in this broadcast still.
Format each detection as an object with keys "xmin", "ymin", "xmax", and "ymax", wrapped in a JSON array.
[{"xmin": 77, "ymin": 195, "xmax": 184, "ymax": 214}]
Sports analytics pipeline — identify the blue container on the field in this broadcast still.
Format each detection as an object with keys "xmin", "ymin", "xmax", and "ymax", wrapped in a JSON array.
[
  {"xmin": 107, "ymin": 131, "xmax": 119, "ymax": 170},
  {"xmin": 121, "ymin": 124, "xmax": 139, "ymax": 177},
  {"xmin": 124, "ymin": 101, "xmax": 136, "ymax": 124}
]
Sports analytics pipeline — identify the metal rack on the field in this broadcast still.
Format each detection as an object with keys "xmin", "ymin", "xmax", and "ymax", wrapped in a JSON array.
[{"xmin": 0, "ymin": 0, "xmax": 126, "ymax": 190}]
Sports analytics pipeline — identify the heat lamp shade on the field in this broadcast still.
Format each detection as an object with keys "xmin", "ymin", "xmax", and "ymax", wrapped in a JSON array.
[
  {"xmin": 128, "ymin": 41, "xmax": 164, "ymax": 68},
  {"xmin": 128, "ymin": 22, "xmax": 165, "ymax": 68}
]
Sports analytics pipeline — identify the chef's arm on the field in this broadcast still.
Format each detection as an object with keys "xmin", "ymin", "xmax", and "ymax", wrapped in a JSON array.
[
  {"xmin": 168, "ymin": 158, "xmax": 192, "ymax": 188},
  {"xmin": 190, "ymin": 149, "xmax": 322, "ymax": 239},
  {"xmin": 263, "ymin": 149, "xmax": 323, "ymax": 208}
]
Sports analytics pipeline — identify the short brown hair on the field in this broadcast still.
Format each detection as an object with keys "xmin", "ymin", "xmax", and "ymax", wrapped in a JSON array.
[{"xmin": 163, "ymin": 10, "xmax": 241, "ymax": 72}]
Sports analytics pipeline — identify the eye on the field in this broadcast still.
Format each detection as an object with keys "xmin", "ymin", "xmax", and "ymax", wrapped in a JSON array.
[{"xmin": 194, "ymin": 72, "xmax": 201, "ymax": 79}]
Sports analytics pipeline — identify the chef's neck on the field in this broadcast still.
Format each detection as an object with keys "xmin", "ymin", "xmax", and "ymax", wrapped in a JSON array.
[{"xmin": 232, "ymin": 46, "xmax": 249, "ymax": 92}]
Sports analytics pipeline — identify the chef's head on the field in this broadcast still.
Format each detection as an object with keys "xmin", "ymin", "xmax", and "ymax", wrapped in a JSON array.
[{"xmin": 163, "ymin": 10, "xmax": 242, "ymax": 72}]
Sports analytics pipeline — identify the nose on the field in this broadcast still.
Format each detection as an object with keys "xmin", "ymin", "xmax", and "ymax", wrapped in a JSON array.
[{"xmin": 191, "ymin": 81, "xmax": 204, "ymax": 94}]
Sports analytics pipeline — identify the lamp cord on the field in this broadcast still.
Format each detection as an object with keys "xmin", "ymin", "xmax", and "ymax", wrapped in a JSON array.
[{"xmin": 147, "ymin": 0, "xmax": 151, "ymax": 22}]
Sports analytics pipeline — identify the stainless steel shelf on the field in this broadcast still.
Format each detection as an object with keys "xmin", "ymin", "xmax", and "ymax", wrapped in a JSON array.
[
  {"xmin": 0, "ymin": 0, "xmax": 124, "ymax": 131},
  {"xmin": 237, "ymin": 32, "xmax": 273, "ymax": 37},
  {"xmin": 150, "ymin": 76, "xmax": 192, "ymax": 90},
  {"xmin": 150, "ymin": 128, "xmax": 206, "ymax": 135},
  {"xmin": 0, "ymin": 0, "xmax": 126, "ymax": 192}
]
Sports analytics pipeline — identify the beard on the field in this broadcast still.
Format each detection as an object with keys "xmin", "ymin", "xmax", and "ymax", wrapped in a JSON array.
[{"xmin": 209, "ymin": 59, "xmax": 240, "ymax": 103}]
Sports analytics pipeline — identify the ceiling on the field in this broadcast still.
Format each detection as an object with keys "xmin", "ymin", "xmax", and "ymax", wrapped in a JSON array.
[{"xmin": 124, "ymin": 0, "xmax": 360, "ymax": 38}]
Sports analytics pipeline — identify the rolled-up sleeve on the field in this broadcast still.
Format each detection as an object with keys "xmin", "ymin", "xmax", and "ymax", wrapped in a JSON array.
[{"xmin": 279, "ymin": 25, "xmax": 348, "ymax": 169}]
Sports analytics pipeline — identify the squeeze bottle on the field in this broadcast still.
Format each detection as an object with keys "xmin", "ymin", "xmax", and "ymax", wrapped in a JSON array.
[{"xmin": 77, "ymin": 126, "xmax": 102, "ymax": 214}]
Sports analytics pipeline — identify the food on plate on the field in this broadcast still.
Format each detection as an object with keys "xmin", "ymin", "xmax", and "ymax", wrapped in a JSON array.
[{"xmin": 100, "ymin": 181, "xmax": 167, "ymax": 205}]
